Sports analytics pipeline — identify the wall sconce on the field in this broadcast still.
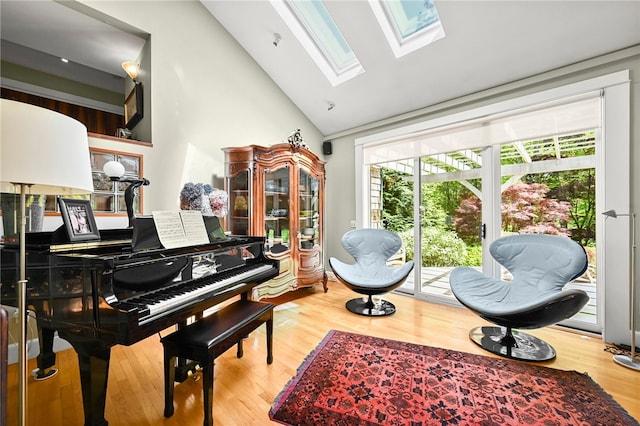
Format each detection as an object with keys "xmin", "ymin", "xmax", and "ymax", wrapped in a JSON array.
[
  {"xmin": 103, "ymin": 160, "xmax": 149, "ymax": 227},
  {"xmin": 121, "ymin": 61, "xmax": 140, "ymax": 82}
]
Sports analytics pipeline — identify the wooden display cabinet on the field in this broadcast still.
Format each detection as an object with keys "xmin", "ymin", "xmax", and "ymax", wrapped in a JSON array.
[{"xmin": 223, "ymin": 143, "xmax": 327, "ymax": 300}]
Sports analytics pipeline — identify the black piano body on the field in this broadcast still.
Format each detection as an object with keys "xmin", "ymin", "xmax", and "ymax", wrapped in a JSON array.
[{"xmin": 0, "ymin": 228, "xmax": 279, "ymax": 426}]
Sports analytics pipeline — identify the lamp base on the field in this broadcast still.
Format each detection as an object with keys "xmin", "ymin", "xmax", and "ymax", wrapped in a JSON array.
[
  {"xmin": 613, "ymin": 354, "xmax": 640, "ymax": 371},
  {"xmin": 32, "ymin": 367, "xmax": 59, "ymax": 381}
]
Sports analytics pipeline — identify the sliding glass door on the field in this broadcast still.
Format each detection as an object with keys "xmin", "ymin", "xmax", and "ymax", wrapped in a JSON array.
[{"xmin": 365, "ymin": 94, "xmax": 602, "ymax": 331}]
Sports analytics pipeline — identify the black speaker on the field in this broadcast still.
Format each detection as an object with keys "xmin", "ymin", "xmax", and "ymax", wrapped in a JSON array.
[{"xmin": 323, "ymin": 141, "xmax": 332, "ymax": 155}]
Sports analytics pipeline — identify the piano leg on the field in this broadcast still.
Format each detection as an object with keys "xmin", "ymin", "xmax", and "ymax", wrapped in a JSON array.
[
  {"xmin": 59, "ymin": 332, "xmax": 111, "ymax": 426},
  {"xmin": 35, "ymin": 325, "xmax": 57, "ymax": 380}
]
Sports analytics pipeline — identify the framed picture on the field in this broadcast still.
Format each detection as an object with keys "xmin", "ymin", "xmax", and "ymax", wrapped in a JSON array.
[
  {"xmin": 58, "ymin": 198, "xmax": 101, "ymax": 242},
  {"xmin": 124, "ymin": 82, "xmax": 143, "ymax": 130}
]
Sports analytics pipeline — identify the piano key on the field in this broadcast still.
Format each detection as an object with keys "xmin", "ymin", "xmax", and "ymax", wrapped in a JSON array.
[{"xmin": 132, "ymin": 263, "xmax": 275, "ymax": 324}]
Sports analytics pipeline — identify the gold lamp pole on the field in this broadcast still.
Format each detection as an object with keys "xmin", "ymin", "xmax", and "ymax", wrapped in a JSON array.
[{"xmin": 1, "ymin": 99, "xmax": 94, "ymax": 425}]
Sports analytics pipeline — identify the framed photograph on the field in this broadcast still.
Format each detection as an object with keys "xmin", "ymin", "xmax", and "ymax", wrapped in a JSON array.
[
  {"xmin": 124, "ymin": 82, "xmax": 143, "ymax": 130},
  {"xmin": 58, "ymin": 198, "xmax": 101, "ymax": 242}
]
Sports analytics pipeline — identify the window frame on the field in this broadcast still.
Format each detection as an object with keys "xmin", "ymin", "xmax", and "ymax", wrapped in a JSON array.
[{"xmin": 44, "ymin": 147, "xmax": 144, "ymax": 217}]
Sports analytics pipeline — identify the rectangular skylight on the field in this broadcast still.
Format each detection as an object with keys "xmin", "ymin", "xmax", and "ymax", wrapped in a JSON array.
[
  {"xmin": 369, "ymin": 0, "xmax": 445, "ymax": 57},
  {"xmin": 271, "ymin": 0, "xmax": 364, "ymax": 86}
]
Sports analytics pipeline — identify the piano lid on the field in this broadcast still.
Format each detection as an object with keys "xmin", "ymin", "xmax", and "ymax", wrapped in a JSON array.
[{"xmin": 2, "ymin": 227, "xmax": 132, "ymax": 252}]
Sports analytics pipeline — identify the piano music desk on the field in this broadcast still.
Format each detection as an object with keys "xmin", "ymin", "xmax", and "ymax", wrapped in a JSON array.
[{"xmin": 161, "ymin": 299, "xmax": 274, "ymax": 426}]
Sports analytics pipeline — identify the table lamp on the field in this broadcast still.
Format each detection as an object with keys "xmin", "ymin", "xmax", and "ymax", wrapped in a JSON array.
[
  {"xmin": 0, "ymin": 99, "xmax": 94, "ymax": 425},
  {"xmin": 102, "ymin": 160, "xmax": 149, "ymax": 227}
]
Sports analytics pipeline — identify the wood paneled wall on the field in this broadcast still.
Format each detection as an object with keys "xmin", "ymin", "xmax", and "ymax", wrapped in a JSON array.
[{"xmin": 1, "ymin": 88, "xmax": 124, "ymax": 136}]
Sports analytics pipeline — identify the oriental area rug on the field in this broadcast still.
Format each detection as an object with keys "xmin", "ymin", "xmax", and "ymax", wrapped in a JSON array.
[{"xmin": 270, "ymin": 330, "xmax": 638, "ymax": 426}]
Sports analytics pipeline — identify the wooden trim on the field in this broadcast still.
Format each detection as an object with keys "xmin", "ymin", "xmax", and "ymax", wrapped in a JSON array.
[
  {"xmin": 1, "ymin": 88, "xmax": 123, "ymax": 136},
  {"xmin": 88, "ymin": 132, "xmax": 152, "ymax": 147}
]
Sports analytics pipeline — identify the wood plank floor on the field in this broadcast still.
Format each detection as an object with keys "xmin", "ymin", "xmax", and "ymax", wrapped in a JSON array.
[{"xmin": 5, "ymin": 282, "xmax": 640, "ymax": 425}]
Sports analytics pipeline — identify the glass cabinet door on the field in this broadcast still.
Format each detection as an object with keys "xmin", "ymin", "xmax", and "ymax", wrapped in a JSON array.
[
  {"xmin": 299, "ymin": 169, "xmax": 319, "ymax": 250},
  {"xmin": 227, "ymin": 170, "xmax": 250, "ymax": 235},
  {"xmin": 265, "ymin": 167, "xmax": 290, "ymax": 251}
]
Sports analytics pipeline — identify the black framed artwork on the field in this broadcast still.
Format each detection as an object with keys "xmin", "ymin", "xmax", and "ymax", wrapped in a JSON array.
[
  {"xmin": 58, "ymin": 198, "xmax": 101, "ymax": 242},
  {"xmin": 124, "ymin": 82, "xmax": 143, "ymax": 130}
]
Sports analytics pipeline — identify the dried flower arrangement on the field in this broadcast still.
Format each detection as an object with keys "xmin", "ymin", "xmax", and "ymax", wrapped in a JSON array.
[{"xmin": 179, "ymin": 182, "xmax": 228, "ymax": 217}]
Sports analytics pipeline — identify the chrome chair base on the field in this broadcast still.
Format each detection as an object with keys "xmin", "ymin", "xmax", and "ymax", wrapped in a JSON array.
[
  {"xmin": 346, "ymin": 296, "xmax": 396, "ymax": 316},
  {"xmin": 469, "ymin": 326, "xmax": 556, "ymax": 361}
]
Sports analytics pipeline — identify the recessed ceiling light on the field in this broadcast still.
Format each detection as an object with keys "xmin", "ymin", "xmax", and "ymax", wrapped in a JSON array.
[{"xmin": 61, "ymin": 58, "xmax": 69, "ymax": 63}]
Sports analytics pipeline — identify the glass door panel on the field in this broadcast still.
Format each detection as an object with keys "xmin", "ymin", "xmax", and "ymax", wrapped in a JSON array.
[
  {"xmin": 299, "ymin": 169, "xmax": 319, "ymax": 250},
  {"xmin": 369, "ymin": 153, "xmax": 484, "ymax": 302},
  {"xmin": 417, "ymin": 150, "xmax": 483, "ymax": 301},
  {"xmin": 264, "ymin": 167, "xmax": 290, "ymax": 253},
  {"xmin": 499, "ymin": 132, "xmax": 598, "ymax": 330},
  {"xmin": 227, "ymin": 170, "xmax": 250, "ymax": 235},
  {"xmin": 368, "ymin": 162, "xmax": 415, "ymax": 291}
]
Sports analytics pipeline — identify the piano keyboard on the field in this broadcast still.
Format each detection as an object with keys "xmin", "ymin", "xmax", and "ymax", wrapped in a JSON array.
[{"xmin": 129, "ymin": 263, "xmax": 275, "ymax": 325}]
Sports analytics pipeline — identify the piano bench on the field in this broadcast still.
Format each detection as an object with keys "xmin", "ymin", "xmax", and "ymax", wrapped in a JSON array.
[{"xmin": 161, "ymin": 299, "xmax": 275, "ymax": 426}]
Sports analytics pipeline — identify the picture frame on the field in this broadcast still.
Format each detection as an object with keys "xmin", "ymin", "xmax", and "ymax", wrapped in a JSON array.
[
  {"xmin": 58, "ymin": 197, "xmax": 101, "ymax": 242},
  {"xmin": 124, "ymin": 82, "xmax": 143, "ymax": 130}
]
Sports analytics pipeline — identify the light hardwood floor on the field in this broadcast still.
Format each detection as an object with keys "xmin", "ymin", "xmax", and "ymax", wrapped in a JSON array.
[{"xmin": 5, "ymin": 282, "xmax": 640, "ymax": 425}]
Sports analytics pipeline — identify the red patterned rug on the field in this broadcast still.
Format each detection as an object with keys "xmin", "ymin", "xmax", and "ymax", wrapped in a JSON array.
[{"xmin": 270, "ymin": 330, "xmax": 638, "ymax": 426}]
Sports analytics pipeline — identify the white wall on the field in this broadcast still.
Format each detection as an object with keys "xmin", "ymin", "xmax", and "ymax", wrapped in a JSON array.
[{"xmin": 81, "ymin": 0, "xmax": 324, "ymax": 217}]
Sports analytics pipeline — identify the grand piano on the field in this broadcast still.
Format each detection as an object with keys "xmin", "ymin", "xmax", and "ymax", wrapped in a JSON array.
[{"xmin": 0, "ymin": 224, "xmax": 279, "ymax": 426}]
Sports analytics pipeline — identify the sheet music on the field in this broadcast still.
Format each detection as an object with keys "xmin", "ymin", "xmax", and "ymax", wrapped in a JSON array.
[
  {"xmin": 152, "ymin": 211, "xmax": 209, "ymax": 249},
  {"xmin": 179, "ymin": 210, "xmax": 210, "ymax": 245}
]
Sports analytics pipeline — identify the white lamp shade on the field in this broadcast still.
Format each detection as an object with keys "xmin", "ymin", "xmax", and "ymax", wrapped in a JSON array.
[
  {"xmin": 1, "ymin": 99, "xmax": 93, "ymax": 195},
  {"xmin": 103, "ymin": 160, "xmax": 126, "ymax": 179}
]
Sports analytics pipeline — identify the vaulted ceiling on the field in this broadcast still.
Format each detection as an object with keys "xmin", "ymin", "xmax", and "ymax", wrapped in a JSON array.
[{"xmin": 1, "ymin": 1, "xmax": 639, "ymax": 136}]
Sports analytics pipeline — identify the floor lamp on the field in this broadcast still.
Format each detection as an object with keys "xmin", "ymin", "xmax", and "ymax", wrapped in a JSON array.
[
  {"xmin": 0, "ymin": 99, "xmax": 94, "ymax": 425},
  {"xmin": 602, "ymin": 209, "xmax": 640, "ymax": 371}
]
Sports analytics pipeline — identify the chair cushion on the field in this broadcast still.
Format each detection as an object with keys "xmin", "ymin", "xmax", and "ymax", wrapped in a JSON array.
[
  {"xmin": 490, "ymin": 234, "xmax": 588, "ymax": 291},
  {"xmin": 329, "ymin": 228, "xmax": 414, "ymax": 293},
  {"xmin": 450, "ymin": 266, "xmax": 562, "ymax": 315},
  {"xmin": 341, "ymin": 228, "xmax": 402, "ymax": 265},
  {"xmin": 330, "ymin": 257, "xmax": 415, "ymax": 290},
  {"xmin": 450, "ymin": 234, "xmax": 589, "ymax": 316}
]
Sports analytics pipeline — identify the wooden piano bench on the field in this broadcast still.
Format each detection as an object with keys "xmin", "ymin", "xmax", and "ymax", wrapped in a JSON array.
[{"xmin": 161, "ymin": 299, "xmax": 275, "ymax": 426}]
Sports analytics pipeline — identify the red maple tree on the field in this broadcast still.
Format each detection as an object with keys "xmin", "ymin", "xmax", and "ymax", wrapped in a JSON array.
[{"xmin": 454, "ymin": 181, "xmax": 571, "ymax": 242}]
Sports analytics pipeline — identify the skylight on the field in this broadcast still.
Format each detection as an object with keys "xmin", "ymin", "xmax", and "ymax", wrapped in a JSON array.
[
  {"xmin": 270, "ymin": 0, "xmax": 364, "ymax": 86},
  {"xmin": 369, "ymin": 0, "xmax": 445, "ymax": 58}
]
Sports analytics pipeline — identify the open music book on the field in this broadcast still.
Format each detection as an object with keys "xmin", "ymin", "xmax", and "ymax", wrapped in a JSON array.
[{"xmin": 152, "ymin": 210, "xmax": 209, "ymax": 249}]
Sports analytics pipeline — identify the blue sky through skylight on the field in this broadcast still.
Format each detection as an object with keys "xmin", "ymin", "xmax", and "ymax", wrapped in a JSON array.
[
  {"xmin": 288, "ymin": 0, "xmax": 358, "ymax": 73},
  {"xmin": 385, "ymin": 0, "xmax": 441, "ymax": 39},
  {"xmin": 271, "ymin": 0, "xmax": 444, "ymax": 85}
]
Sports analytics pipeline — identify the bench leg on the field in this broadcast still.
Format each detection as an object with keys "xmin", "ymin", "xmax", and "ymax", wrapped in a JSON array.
[
  {"xmin": 236, "ymin": 340, "xmax": 244, "ymax": 358},
  {"xmin": 202, "ymin": 362, "xmax": 214, "ymax": 426},
  {"xmin": 164, "ymin": 352, "xmax": 176, "ymax": 418},
  {"xmin": 266, "ymin": 315, "xmax": 273, "ymax": 364}
]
